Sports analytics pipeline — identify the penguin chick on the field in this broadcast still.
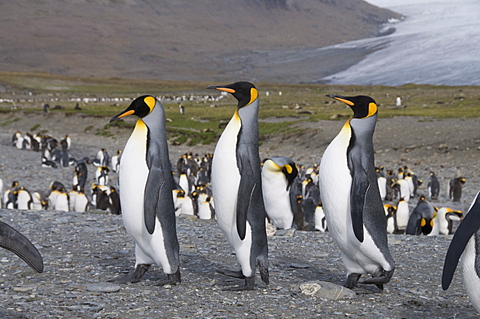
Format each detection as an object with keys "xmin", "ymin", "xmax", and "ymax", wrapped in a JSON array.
[
  {"xmin": 108, "ymin": 95, "xmax": 180, "ymax": 285},
  {"xmin": 442, "ymin": 191, "xmax": 480, "ymax": 312},
  {"xmin": 207, "ymin": 82, "xmax": 269, "ymax": 290},
  {"xmin": 319, "ymin": 94, "xmax": 395, "ymax": 289},
  {"xmin": 449, "ymin": 177, "xmax": 466, "ymax": 202}
]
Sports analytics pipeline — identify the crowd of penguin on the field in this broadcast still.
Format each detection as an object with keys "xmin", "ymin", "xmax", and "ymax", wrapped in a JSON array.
[
  {"xmin": 2, "ymin": 132, "xmax": 121, "ymax": 215},
  {"xmin": 1, "ymin": 82, "xmax": 479, "ymax": 312}
]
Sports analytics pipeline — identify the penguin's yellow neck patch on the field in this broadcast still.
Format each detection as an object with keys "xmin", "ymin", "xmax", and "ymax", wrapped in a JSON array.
[
  {"xmin": 249, "ymin": 88, "xmax": 258, "ymax": 105},
  {"xmin": 135, "ymin": 118, "xmax": 147, "ymax": 130}
]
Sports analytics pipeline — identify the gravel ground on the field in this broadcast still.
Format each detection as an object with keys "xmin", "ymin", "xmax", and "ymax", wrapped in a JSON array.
[{"xmin": 0, "ymin": 112, "xmax": 479, "ymax": 318}]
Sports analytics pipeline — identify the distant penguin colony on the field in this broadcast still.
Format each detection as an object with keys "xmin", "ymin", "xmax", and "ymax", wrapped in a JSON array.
[{"xmin": 3, "ymin": 84, "xmax": 479, "ymax": 315}]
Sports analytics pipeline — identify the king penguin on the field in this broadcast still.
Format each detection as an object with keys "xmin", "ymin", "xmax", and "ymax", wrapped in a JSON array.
[
  {"xmin": 319, "ymin": 94, "xmax": 395, "ymax": 289},
  {"xmin": 261, "ymin": 156, "xmax": 298, "ymax": 230},
  {"xmin": 442, "ymin": 191, "xmax": 480, "ymax": 313},
  {"xmin": 207, "ymin": 81, "xmax": 269, "ymax": 290},
  {"xmin": 109, "ymin": 95, "xmax": 180, "ymax": 285}
]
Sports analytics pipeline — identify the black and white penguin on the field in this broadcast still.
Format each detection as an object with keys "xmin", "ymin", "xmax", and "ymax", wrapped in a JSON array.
[
  {"xmin": 319, "ymin": 94, "xmax": 395, "ymax": 289},
  {"xmin": 395, "ymin": 197, "xmax": 410, "ymax": 234},
  {"xmin": 73, "ymin": 161, "xmax": 88, "ymax": 191},
  {"xmin": 95, "ymin": 166, "xmax": 109, "ymax": 186},
  {"xmin": 261, "ymin": 156, "xmax": 298, "ymax": 230},
  {"xmin": 109, "ymin": 95, "xmax": 180, "ymax": 285},
  {"xmin": 198, "ymin": 196, "xmax": 215, "ymax": 220},
  {"xmin": 428, "ymin": 207, "xmax": 463, "ymax": 236},
  {"xmin": 393, "ymin": 179, "xmax": 410, "ymax": 202},
  {"xmin": 377, "ymin": 167, "xmax": 387, "ymax": 201},
  {"xmin": 314, "ymin": 202, "xmax": 327, "ymax": 232},
  {"xmin": 74, "ymin": 190, "xmax": 89, "ymax": 213},
  {"xmin": 384, "ymin": 204, "xmax": 397, "ymax": 234},
  {"xmin": 207, "ymin": 82, "xmax": 269, "ymax": 290},
  {"xmin": 16, "ymin": 187, "xmax": 33, "ymax": 210},
  {"xmin": 0, "ymin": 221, "xmax": 43, "ymax": 273},
  {"xmin": 442, "ymin": 191, "xmax": 480, "ymax": 312},
  {"xmin": 111, "ymin": 150, "xmax": 122, "ymax": 173},
  {"xmin": 108, "ymin": 186, "xmax": 121, "ymax": 215},
  {"xmin": 93, "ymin": 149, "xmax": 110, "ymax": 167},
  {"xmin": 32, "ymin": 191, "xmax": 48, "ymax": 210},
  {"xmin": 4, "ymin": 181, "xmax": 20, "ymax": 209},
  {"xmin": 405, "ymin": 196, "xmax": 435, "ymax": 235},
  {"xmin": 427, "ymin": 171, "xmax": 440, "ymax": 200}
]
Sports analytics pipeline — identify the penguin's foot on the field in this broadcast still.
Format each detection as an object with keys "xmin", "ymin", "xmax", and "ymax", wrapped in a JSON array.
[
  {"xmin": 216, "ymin": 268, "xmax": 246, "ymax": 279},
  {"xmin": 344, "ymin": 273, "xmax": 361, "ymax": 289},
  {"xmin": 155, "ymin": 269, "xmax": 181, "ymax": 286},
  {"xmin": 108, "ymin": 264, "xmax": 150, "ymax": 283},
  {"xmin": 361, "ymin": 268, "xmax": 395, "ymax": 290},
  {"xmin": 222, "ymin": 276, "xmax": 255, "ymax": 291}
]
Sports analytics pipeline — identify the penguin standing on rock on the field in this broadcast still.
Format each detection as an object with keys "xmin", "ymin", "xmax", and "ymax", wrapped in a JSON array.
[
  {"xmin": 319, "ymin": 94, "xmax": 395, "ymax": 289},
  {"xmin": 207, "ymin": 82, "xmax": 269, "ymax": 290},
  {"xmin": 109, "ymin": 95, "xmax": 181, "ymax": 285},
  {"xmin": 442, "ymin": 191, "xmax": 480, "ymax": 313}
]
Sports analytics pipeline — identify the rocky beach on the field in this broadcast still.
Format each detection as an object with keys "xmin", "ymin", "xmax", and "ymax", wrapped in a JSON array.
[{"xmin": 0, "ymin": 111, "xmax": 479, "ymax": 318}]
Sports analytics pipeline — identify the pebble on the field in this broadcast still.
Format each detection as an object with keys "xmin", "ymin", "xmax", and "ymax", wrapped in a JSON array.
[
  {"xmin": 295, "ymin": 281, "xmax": 357, "ymax": 300},
  {"xmin": 86, "ymin": 283, "xmax": 122, "ymax": 293}
]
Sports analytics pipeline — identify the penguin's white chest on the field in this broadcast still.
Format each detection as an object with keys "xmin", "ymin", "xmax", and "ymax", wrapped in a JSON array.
[
  {"xmin": 211, "ymin": 115, "xmax": 242, "ymax": 238},
  {"xmin": 319, "ymin": 125, "xmax": 389, "ymax": 274},
  {"xmin": 396, "ymin": 202, "xmax": 409, "ymax": 230},
  {"xmin": 262, "ymin": 169, "xmax": 293, "ymax": 229},
  {"xmin": 386, "ymin": 216, "xmax": 395, "ymax": 234},
  {"xmin": 319, "ymin": 128, "xmax": 352, "ymax": 248},
  {"xmin": 119, "ymin": 122, "xmax": 150, "ymax": 238},
  {"xmin": 461, "ymin": 237, "xmax": 480, "ymax": 312}
]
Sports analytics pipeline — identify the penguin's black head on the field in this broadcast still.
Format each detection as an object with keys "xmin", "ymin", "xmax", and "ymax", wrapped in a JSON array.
[
  {"xmin": 326, "ymin": 94, "xmax": 378, "ymax": 119},
  {"xmin": 110, "ymin": 95, "xmax": 157, "ymax": 122},
  {"xmin": 207, "ymin": 81, "xmax": 257, "ymax": 108}
]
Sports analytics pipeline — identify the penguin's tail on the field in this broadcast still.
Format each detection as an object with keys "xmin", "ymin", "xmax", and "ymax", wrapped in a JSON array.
[{"xmin": 256, "ymin": 254, "xmax": 269, "ymax": 285}]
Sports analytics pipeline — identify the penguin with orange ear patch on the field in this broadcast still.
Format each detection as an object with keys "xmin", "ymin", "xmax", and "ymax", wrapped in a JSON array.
[
  {"xmin": 319, "ymin": 94, "xmax": 395, "ymax": 289},
  {"xmin": 109, "ymin": 95, "xmax": 180, "ymax": 285},
  {"xmin": 207, "ymin": 82, "xmax": 269, "ymax": 290}
]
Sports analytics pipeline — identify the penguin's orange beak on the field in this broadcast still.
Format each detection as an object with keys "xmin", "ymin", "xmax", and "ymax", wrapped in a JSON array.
[
  {"xmin": 206, "ymin": 85, "xmax": 236, "ymax": 94},
  {"xmin": 326, "ymin": 94, "xmax": 354, "ymax": 106},
  {"xmin": 110, "ymin": 109, "xmax": 135, "ymax": 123}
]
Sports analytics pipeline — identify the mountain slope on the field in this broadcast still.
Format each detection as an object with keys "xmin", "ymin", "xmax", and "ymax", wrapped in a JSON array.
[{"xmin": 0, "ymin": 0, "xmax": 400, "ymax": 82}]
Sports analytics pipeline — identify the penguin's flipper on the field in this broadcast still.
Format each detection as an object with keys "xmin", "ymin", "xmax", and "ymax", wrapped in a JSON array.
[
  {"xmin": 442, "ymin": 192, "xmax": 480, "ymax": 290},
  {"xmin": 236, "ymin": 172, "xmax": 255, "ymax": 240},
  {"xmin": 235, "ymin": 146, "xmax": 259, "ymax": 240},
  {"xmin": 348, "ymin": 152, "xmax": 368, "ymax": 242},
  {"xmin": 0, "ymin": 221, "xmax": 44, "ymax": 273},
  {"xmin": 144, "ymin": 168, "xmax": 173, "ymax": 234}
]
